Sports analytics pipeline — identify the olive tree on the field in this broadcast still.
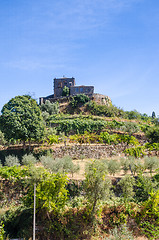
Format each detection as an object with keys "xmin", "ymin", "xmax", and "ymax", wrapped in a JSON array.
[
  {"xmin": 0, "ymin": 95, "xmax": 45, "ymax": 148},
  {"xmin": 84, "ymin": 160, "xmax": 111, "ymax": 220}
]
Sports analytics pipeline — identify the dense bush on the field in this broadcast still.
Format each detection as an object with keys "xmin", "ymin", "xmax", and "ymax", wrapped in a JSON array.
[
  {"xmin": 124, "ymin": 146, "xmax": 146, "ymax": 158},
  {"xmin": 70, "ymin": 94, "xmax": 90, "ymax": 108},
  {"xmin": 22, "ymin": 154, "xmax": 37, "ymax": 166},
  {"xmin": 40, "ymin": 100, "xmax": 59, "ymax": 115},
  {"xmin": 145, "ymin": 126, "xmax": 159, "ymax": 143},
  {"xmin": 136, "ymin": 190, "xmax": 159, "ymax": 239},
  {"xmin": 4, "ymin": 155, "xmax": 20, "ymax": 167},
  {"xmin": 69, "ymin": 132, "xmax": 102, "ymax": 144},
  {"xmin": 86, "ymin": 101, "xmax": 126, "ymax": 118}
]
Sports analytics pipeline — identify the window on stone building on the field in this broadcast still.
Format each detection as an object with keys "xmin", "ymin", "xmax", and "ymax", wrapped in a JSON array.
[
  {"xmin": 75, "ymin": 88, "xmax": 79, "ymax": 93},
  {"xmin": 58, "ymin": 82, "xmax": 62, "ymax": 88},
  {"xmin": 80, "ymin": 87, "xmax": 83, "ymax": 93}
]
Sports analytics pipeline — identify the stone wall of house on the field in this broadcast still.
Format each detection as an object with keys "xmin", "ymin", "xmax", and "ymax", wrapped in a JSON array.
[
  {"xmin": 70, "ymin": 86, "xmax": 94, "ymax": 96},
  {"xmin": 50, "ymin": 143, "xmax": 127, "ymax": 159},
  {"xmin": 91, "ymin": 93, "xmax": 112, "ymax": 106},
  {"xmin": 40, "ymin": 93, "xmax": 112, "ymax": 107}
]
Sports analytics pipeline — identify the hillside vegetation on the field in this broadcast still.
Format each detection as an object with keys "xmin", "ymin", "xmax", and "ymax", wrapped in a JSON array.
[{"xmin": 0, "ymin": 94, "xmax": 159, "ymax": 239}]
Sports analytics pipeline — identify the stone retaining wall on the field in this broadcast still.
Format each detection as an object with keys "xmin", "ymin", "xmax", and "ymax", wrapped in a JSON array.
[{"xmin": 51, "ymin": 143, "xmax": 127, "ymax": 159}]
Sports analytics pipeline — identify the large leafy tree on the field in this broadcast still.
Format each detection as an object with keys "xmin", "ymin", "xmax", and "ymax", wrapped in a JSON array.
[{"xmin": 0, "ymin": 95, "xmax": 45, "ymax": 145}]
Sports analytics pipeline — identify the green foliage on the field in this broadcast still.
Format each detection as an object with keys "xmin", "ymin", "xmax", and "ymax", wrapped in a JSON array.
[
  {"xmin": 119, "ymin": 121, "xmax": 140, "ymax": 134},
  {"xmin": 86, "ymin": 101, "xmax": 125, "ymax": 118},
  {"xmin": 3, "ymin": 206, "xmax": 32, "ymax": 239},
  {"xmin": 125, "ymin": 110, "xmax": 141, "ymax": 120},
  {"xmin": 51, "ymin": 118, "xmax": 107, "ymax": 135},
  {"xmin": 107, "ymin": 159, "xmax": 121, "ymax": 176},
  {"xmin": 0, "ymin": 95, "xmax": 45, "ymax": 143},
  {"xmin": 105, "ymin": 224, "xmax": 134, "ymax": 240},
  {"xmin": 4, "ymin": 155, "xmax": 20, "ymax": 167},
  {"xmin": 118, "ymin": 175, "xmax": 135, "ymax": 200},
  {"xmin": 116, "ymin": 134, "xmax": 139, "ymax": 146},
  {"xmin": 145, "ymin": 142, "xmax": 159, "ymax": 151},
  {"xmin": 144, "ymin": 157, "xmax": 159, "ymax": 174},
  {"xmin": 0, "ymin": 222, "xmax": 5, "ymax": 240},
  {"xmin": 70, "ymin": 94, "xmax": 90, "ymax": 108},
  {"xmin": 0, "ymin": 131, "xmax": 6, "ymax": 146},
  {"xmin": 84, "ymin": 160, "xmax": 111, "ymax": 218},
  {"xmin": 152, "ymin": 111, "xmax": 156, "ymax": 119},
  {"xmin": 120, "ymin": 157, "xmax": 130, "ymax": 174},
  {"xmin": 35, "ymin": 173, "xmax": 68, "ymax": 212},
  {"xmin": 47, "ymin": 134, "xmax": 60, "ymax": 144},
  {"xmin": 40, "ymin": 100, "xmax": 59, "ymax": 115},
  {"xmin": 21, "ymin": 154, "xmax": 37, "ymax": 166},
  {"xmin": 124, "ymin": 146, "xmax": 146, "ymax": 158},
  {"xmin": 40, "ymin": 155, "xmax": 80, "ymax": 176},
  {"xmin": 135, "ymin": 172, "xmax": 157, "ymax": 202},
  {"xmin": 62, "ymin": 86, "xmax": 70, "ymax": 96},
  {"xmin": 100, "ymin": 132, "xmax": 117, "ymax": 145},
  {"xmin": 145, "ymin": 126, "xmax": 159, "ymax": 143},
  {"xmin": 136, "ymin": 190, "xmax": 159, "ymax": 239},
  {"xmin": 70, "ymin": 132, "xmax": 102, "ymax": 144}
]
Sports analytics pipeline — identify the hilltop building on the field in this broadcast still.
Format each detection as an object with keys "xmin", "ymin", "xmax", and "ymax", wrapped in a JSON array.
[
  {"xmin": 53, "ymin": 77, "xmax": 94, "ymax": 98},
  {"xmin": 39, "ymin": 77, "xmax": 111, "ymax": 106}
]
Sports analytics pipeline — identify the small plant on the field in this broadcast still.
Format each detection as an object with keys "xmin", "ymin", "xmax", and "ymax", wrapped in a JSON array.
[
  {"xmin": 62, "ymin": 86, "xmax": 70, "ymax": 96},
  {"xmin": 22, "ymin": 154, "xmax": 37, "ymax": 166},
  {"xmin": 118, "ymin": 175, "xmax": 135, "ymax": 201},
  {"xmin": 4, "ymin": 155, "xmax": 20, "ymax": 167},
  {"xmin": 47, "ymin": 134, "xmax": 59, "ymax": 144},
  {"xmin": 107, "ymin": 159, "xmax": 120, "ymax": 176},
  {"xmin": 105, "ymin": 224, "xmax": 134, "ymax": 240},
  {"xmin": 120, "ymin": 157, "xmax": 130, "ymax": 174},
  {"xmin": 0, "ymin": 222, "xmax": 5, "ymax": 240},
  {"xmin": 124, "ymin": 146, "xmax": 146, "ymax": 158},
  {"xmin": 144, "ymin": 157, "xmax": 159, "ymax": 174}
]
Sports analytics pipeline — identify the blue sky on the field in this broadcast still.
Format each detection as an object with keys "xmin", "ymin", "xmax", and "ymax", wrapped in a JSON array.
[{"xmin": 0, "ymin": 0, "xmax": 159, "ymax": 116}]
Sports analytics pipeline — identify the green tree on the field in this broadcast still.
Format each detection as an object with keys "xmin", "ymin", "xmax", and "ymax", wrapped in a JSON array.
[
  {"xmin": 146, "ymin": 126, "xmax": 159, "ymax": 143},
  {"xmin": 118, "ymin": 175, "xmax": 135, "ymax": 201},
  {"xmin": 152, "ymin": 111, "xmax": 156, "ymax": 119},
  {"xmin": 84, "ymin": 160, "xmax": 111, "ymax": 220},
  {"xmin": 62, "ymin": 86, "xmax": 70, "ymax": 96},
  {"xmin": 0, "ymin": 95, "xmax": 45, "ymax": 147},
  {"xmin": 40, "ymin": 100, "xmax": 59, "ymax": 115}
]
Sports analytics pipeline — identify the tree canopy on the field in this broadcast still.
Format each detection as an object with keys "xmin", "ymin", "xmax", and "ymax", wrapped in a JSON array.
[{"xmin": 0, "ymin": 95, "xmax": 44, "ymax": 143}]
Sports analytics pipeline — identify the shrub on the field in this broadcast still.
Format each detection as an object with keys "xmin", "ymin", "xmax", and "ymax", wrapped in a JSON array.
[
  {"xmin": 119, "ymin": 122, "xmax": 140, "ymax": 134},
  {"xmin": 116, "ymin": 134, "xmax": 139, "ymax": 146},
  {"xmin": 145, "ymin": 142, "xmax": 159, "ymax": 151},
  {"xmin": 105, "ymin": 224, "xmax": 134, "ymax": 240},
  {"xmin": 40, "ymin": 156, "xmax": 56, "ymax": 172},
  {"xmin": 120, "ymin": 158, "xmax": 130, "ymax": 174},
  {"xmin": 136, "ymin": 190, "xmax": 159, "ymax": 239},
  {"xmin": 145, "ymin": 126, "xmax": 159, "ymax": 143},
  {"xmin": 4, "ymin": 155, "xmax": 20, "ymax": 167},
  {"xmin": 135, "ymin": 173, "xmax": 157, "ymax": 202},
  {"xmin": 62, "ymin": 86, "xmax": 69, "ymax": 96},
  {"xmin": 47, "ymin": 134, "xmax": 59, "ymax": 144},
  {"xmin": 100, "ymin": 132, "xmax": 117, "ymax": 145},
  {"xmin": 70, "ymin": 94, "xmax": 90, "ymax": 108},
  {"xmin": 40, "ymin": 100, "xmax": 59, "ymax": 115},
  {"xmin": 118, "ymin": 175, "xmax": 135, "ymax": 201},
  {"xmin": 125, "ymin": 110, "xmax": 141, "ymax": 120},
  {"xmin": 22, "ymin": 154, "xmax": 37, "ymax": 166},
  {"xmin": 124, "ymin": 146, "xmax": 146, "ymax": 158},
  {"xmin": 144, "ymin": 157, "xmax": 159, "ymax": 174},
  {"xmin": 107, "ymin": 159, "xmax": 121, "ymax": 176},
  {"xmin": 84, "ymin": 160, "xmax": 111, "ymax": 220},
  {"xmin": 86, "ymin": 101, "xmax": 126, "ymax": 118}
]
